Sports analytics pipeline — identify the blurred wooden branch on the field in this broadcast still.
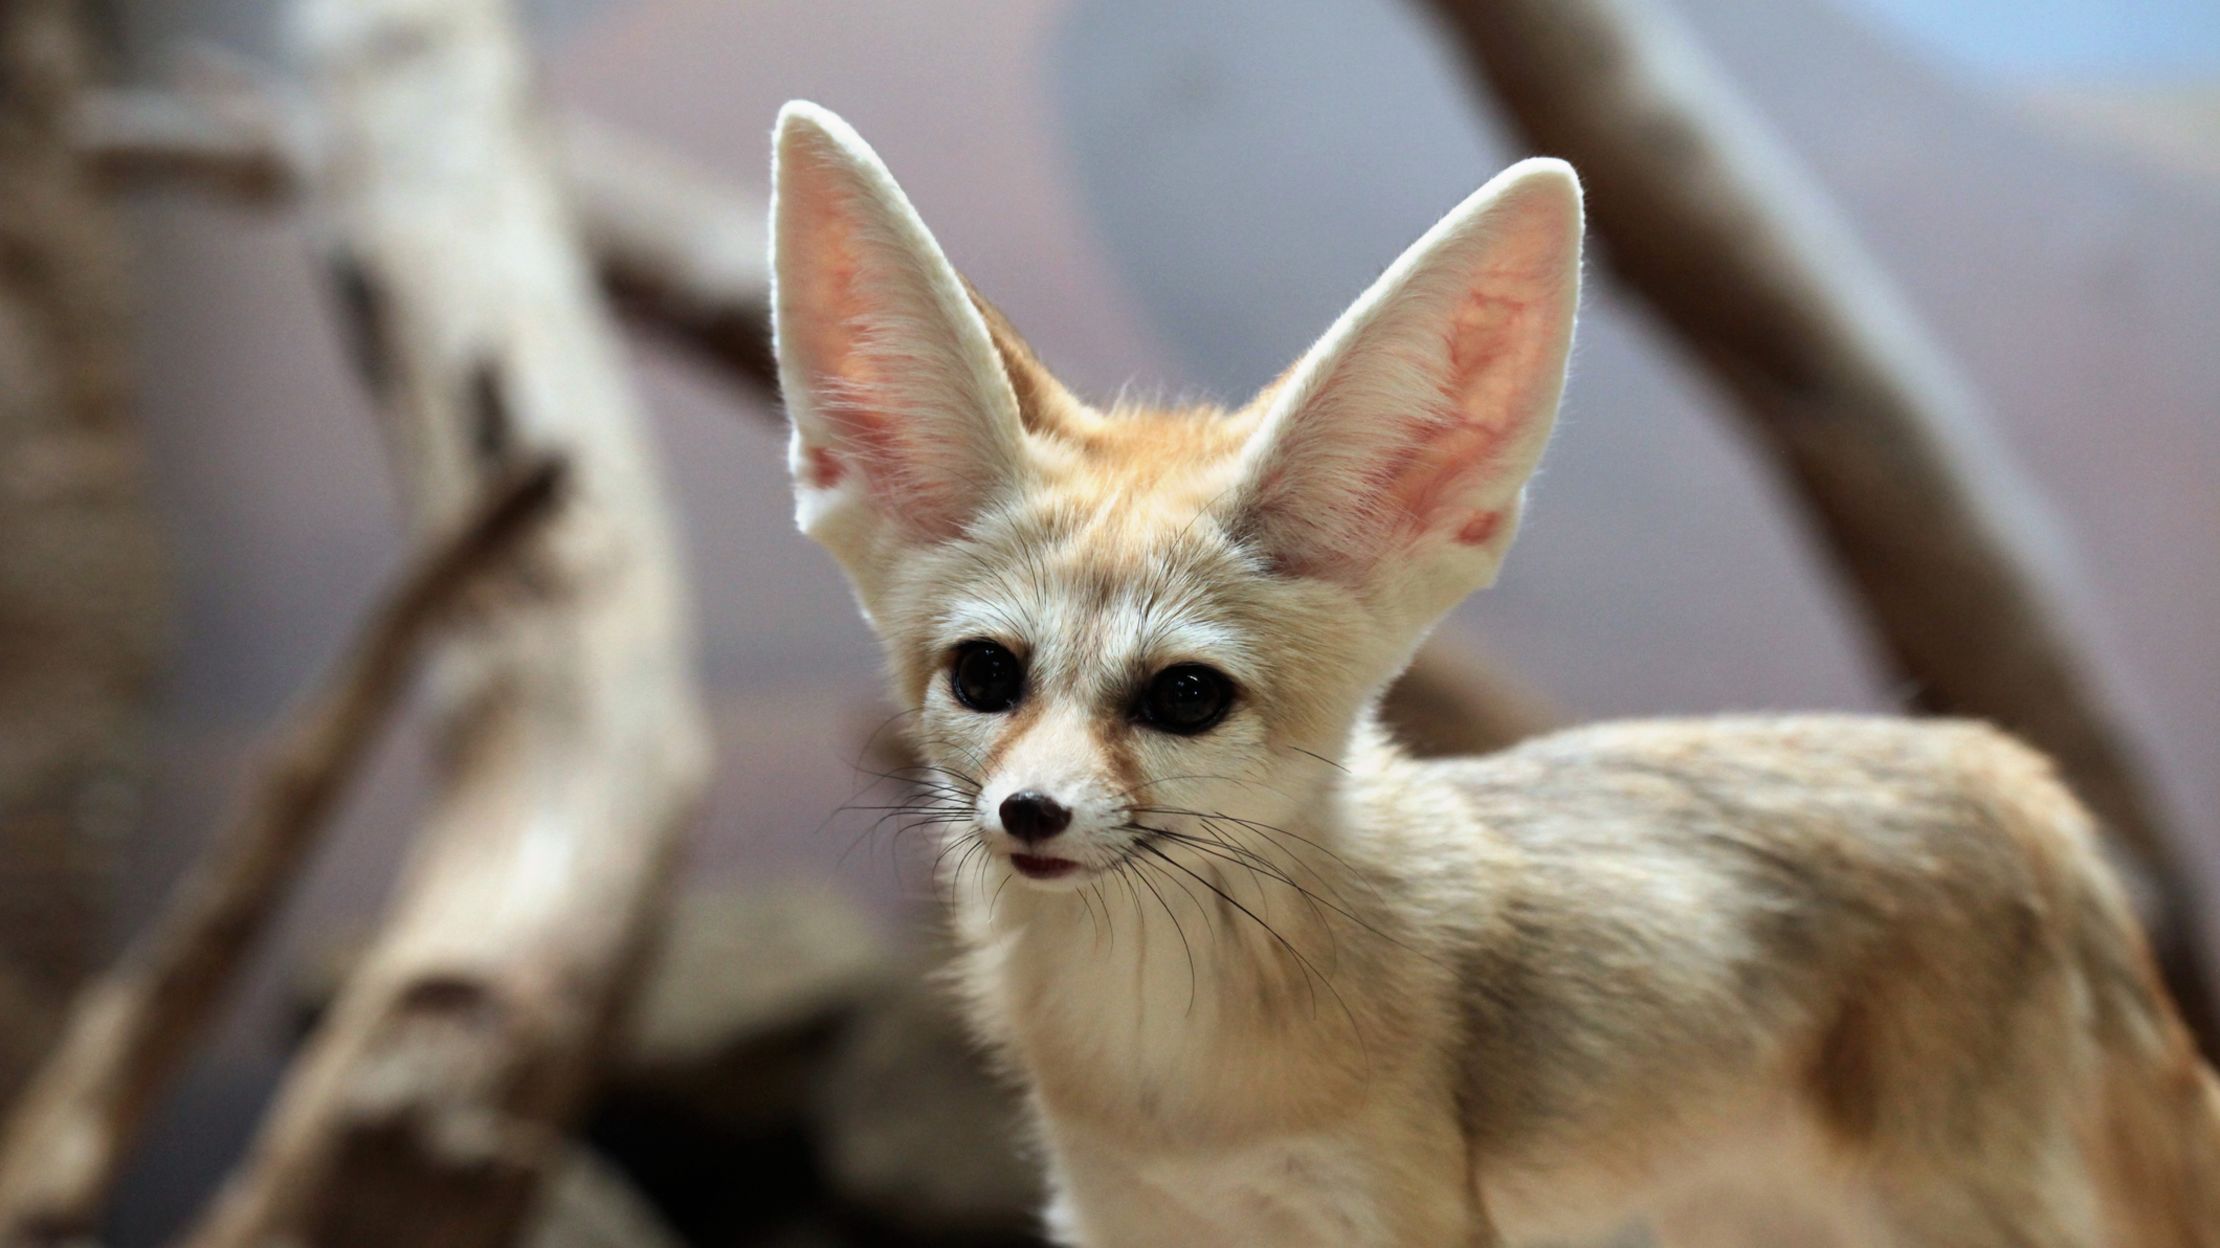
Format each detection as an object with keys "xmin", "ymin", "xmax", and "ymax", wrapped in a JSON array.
[
  {"xmin": 79, "ymin": 78, "xmax": 1556, "ymax": 766},
  {"xmin": 1417, "ymin": 0, "xmax": 2218, "ymax": 1046},
  {"xmin": 1382, "ymin": 642, "xmax": 1558, "ymax": 759},
  {"xmin": 557, "ymin": 116, "xmax": 778, "ymax": 392},
  {"xmin": 174, "ymin": 0, "xmax": 711, "ymax": 1241},
  {"xmin": 77, "ymin": 82, "xmax": 778, "ymax": 394},
  {"xmin": 0, "ymin": 0, "xmax": 170, "ymax": 1103},
  {"xmin": 0, "ymin": 457, "xmax": 565, "ymax": 1247},
  {"xmin": 73, "ymin": 81, "xmax": 299, "ymax": 206}
]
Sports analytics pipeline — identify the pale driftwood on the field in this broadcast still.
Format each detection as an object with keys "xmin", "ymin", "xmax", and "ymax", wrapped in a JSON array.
[
  {"xmin": 0, "ymin": 0, "xmax": 170, "ymax": 1102},
  {"xmin": 77, "ymin": 84, "xmax": 778, "ymax": 394},
  {"xmin": 174, "ymin": 0, "xmax": 710, "ymax": 1240},
  {"xmin": 73, "ymin": 83, "xmax": 300, "ymax": 207},
  {"xmin": 1416, "ymin": 0, "xmax": 2217, "ymax": 1047},
  {"xmin": 556, "ymin": 117, "xmax": 776, "ymax": 392},
  {"xmin": 0, "ymin": 457, "xmax": 565, "ymax": 1246}
]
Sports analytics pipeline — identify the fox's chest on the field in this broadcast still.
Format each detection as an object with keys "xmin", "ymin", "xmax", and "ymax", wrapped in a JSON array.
[
  {"xmin": 1010, "ymin": 978, "xmax": 1268, "ymax": 1132},
  {"xmin": 1045, "ymin": 1128, "xmax": 1472, "ymax": 1248},
  {"xmin": 1118, "ymin": 1139, "xmax": 1374, "ymax": 1243},
  {"xmin": 1003, "ymin": 945, "xmax": 1370, "ymax": 1142}
]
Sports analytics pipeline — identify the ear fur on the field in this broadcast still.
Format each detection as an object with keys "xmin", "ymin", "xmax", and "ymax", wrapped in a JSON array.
[
  {"xmin": 1226, "ymin": 159, "xmax": 1584, "ymax": 627},
  {"xmin": 770, "ymin": 102, "xmax": 1028, "ymax": 606}
]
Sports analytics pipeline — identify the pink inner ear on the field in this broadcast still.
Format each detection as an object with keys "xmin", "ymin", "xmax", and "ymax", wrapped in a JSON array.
[
  {"xmin": 782, "ymin": 175, "xmax": 969, "ymax": 535},
  {"xmin": 1444, "ymin": 264, "xmax": 1557, "ymax": 419},
  {"xmin": 1454, "ymin": 508, "xmax": 1505, "ymax": 547},
  {"xmin": 802, "ymin": 444, "xmax": 846, "ymax": 488},
  {"xmin": 1376, "ymin": 278, "xmax": 1551, "ymax": 545},
  {"xmin": 1240, "ymin": 173, "xmax": 1574, "ymax": 584},
  {"xmin": 1378, "ymin": 411, "xmax": 1511, "ymax": 543}
]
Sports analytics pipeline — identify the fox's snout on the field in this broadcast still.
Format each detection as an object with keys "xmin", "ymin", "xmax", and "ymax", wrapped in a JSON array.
[
  {"xmin": 997, "ymin": 791, "xmax": 1072, "ymax": 843},
  {"xmin": 972, "ymin": 706, "xmax": 1132, "ymax": 877}
]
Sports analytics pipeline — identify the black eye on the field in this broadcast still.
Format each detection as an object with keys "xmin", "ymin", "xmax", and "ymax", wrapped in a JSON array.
[
  {"xmin": 951, "ymin": 640, "xmax": 1024, "ymax": 713},
  {"xmin": 1140, "ymin": 664, "xmax": 1234, "ymax": 735}
]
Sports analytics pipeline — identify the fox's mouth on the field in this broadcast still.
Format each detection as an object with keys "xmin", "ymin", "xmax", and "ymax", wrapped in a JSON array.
[{"xmin": 1010, "ymin": 852, "xmax": 1081, "ymax": 881}]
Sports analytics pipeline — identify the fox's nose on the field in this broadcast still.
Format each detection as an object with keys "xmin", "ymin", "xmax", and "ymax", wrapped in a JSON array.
[{"xmin": 999, "ymin": 791, "xmax": 1072, "ymax": 843}]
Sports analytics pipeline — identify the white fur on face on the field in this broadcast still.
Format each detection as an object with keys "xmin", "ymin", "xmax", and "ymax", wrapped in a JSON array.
[{"xmin": 914, "ymin": 517, "xmax": 1299, "ymax": 893}]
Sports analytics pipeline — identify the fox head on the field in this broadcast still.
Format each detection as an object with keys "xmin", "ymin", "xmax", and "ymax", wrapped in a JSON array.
[{"xmin": 772, "ymin": 102, "xmax": 1581, "ymax": 890}]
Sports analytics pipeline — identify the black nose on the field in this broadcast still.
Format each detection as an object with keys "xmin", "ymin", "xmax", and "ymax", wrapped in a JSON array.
[{"xmin": 999, "ymin": 791, "xmax": 1072, "ymax": 843}]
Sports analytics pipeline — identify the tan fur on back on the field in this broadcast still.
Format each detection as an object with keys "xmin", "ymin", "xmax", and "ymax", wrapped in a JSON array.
[{"xmin": 769, "ymin": 102, "xmax": 2220, "ymax": 1247}]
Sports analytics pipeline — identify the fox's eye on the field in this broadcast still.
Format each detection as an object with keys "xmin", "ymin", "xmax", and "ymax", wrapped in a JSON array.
[
  {"xmin": 952, "ymin": 640, "xmax": 1025, "ymax": 712},
  {"xmin": 1140, "ymin": 664, "xmax": 1234, "ymax": 735}
]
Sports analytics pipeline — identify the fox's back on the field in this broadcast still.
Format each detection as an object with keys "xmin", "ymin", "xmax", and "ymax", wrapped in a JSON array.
[{"xmin": 1383, "ymin": 715, "xmax": 2178, "ymax": 1228}]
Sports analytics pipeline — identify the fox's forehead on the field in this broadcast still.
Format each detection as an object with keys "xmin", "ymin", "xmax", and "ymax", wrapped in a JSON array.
[
  {"xmin": 919, "ymin": 493, "xmax": 1272, "ymax": 692},
  {"xmin": 881, "ymin": 398, "xmax": 1367, "ymax": 721},
  {"xmin": 1030, "ymin": 399, "xmax": 1261, "ymax": 504}
]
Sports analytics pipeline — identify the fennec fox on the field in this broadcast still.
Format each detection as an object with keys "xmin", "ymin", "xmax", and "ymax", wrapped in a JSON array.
[{"xmin": 768, "ymin": 101, "xmax": 2220, "ymax": 1247}]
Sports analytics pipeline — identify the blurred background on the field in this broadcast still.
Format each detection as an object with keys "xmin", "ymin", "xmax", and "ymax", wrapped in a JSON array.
[{"xmin": 2, "ymin": 0, "xmax": 2216, "ymax": 1243}]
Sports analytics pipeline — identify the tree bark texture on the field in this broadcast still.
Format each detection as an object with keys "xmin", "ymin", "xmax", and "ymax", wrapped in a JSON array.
[
  {"xmin": 0, "ymin": 0, "xmax": 168, "ymax": 1104},
  {"xmin": 176, "ymin": 0, "xmax": 711, "ymax": 1242}
]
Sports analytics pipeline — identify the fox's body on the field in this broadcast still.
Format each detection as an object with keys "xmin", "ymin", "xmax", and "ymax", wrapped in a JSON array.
[
  {"xmin": 961, "ymin": 714, "xmax": 2219, "ymax": 1245},
  {"xmin": 767, "ymin": 101, "xmax": 2220, "ymax": 1246}
]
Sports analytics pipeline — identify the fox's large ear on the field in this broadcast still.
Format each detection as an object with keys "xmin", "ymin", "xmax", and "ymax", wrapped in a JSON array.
[
  {"xmin": 1225, "ymin": 159, "xmax": 1582, "ymax": 628},
  {"xmin": 771, "ymin": 102, "xmax": 1028, "ymax": 606}
]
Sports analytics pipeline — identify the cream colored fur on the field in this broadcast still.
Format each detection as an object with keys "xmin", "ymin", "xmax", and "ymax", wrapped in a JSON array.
[{"xmin": 769, "ymin": 101, "xmax": 2220, "ymax": 1248}]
